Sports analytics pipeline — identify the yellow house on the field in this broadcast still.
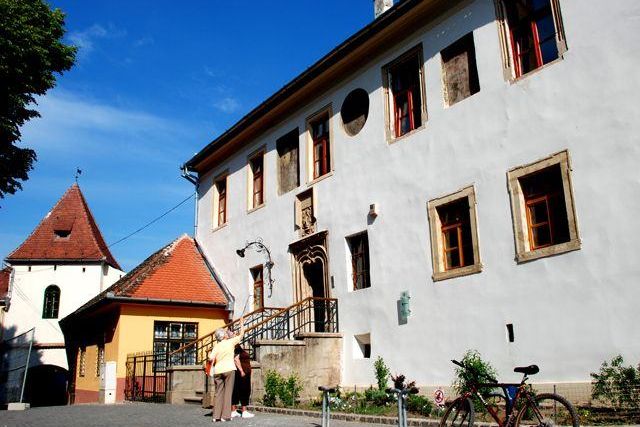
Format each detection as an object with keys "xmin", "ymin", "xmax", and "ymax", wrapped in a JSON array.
[{"xmin": 60, "ymin": 234, "xmax": 231, "ymax": 404}]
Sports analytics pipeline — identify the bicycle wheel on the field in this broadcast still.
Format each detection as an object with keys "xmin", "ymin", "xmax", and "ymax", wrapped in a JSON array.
[
  {"xmin": 515, "ymin": 393, "xmax": 579, "ymax": 427},
  {"xmin": 440, "ymin": 397, "xmax": 475, "ymax": 427}
]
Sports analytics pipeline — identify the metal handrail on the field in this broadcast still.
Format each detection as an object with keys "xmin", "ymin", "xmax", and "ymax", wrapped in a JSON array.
[{"xmin": 168, "ymin": 297, "xmax": 339, "ymax": 365}]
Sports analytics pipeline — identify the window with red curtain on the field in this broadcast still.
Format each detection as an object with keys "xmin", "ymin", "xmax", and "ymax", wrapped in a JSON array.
[
  {"xmin": 437, "ymin": 199, "xmax": 474, "ymax": 271},
  {"xmin": 216, "ymin": 177, "xmax": 226, "ymax": 225}
]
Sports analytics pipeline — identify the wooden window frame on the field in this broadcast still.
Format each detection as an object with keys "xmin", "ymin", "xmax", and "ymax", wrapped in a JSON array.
[
  {"xmin": 251, "ymin": 265, "xmax": 264, "ymax": 310},
  {"xmin": 42, "ymin": 285, "xmax": 60, "ymax": 319},
  {"xmin": 306, "ymin": 107, "xmax": 333, "ymax": 183},
  {"xmin": 382, "ymin": 44, "xmax": 427, "ymax": 142},
  {"xmin": 213, "ymin": 173, "xmax": 228, "ymax": 229},
  {"xmin": 427, "ymin": 186, "xmax": 482, "ymax": 281},
  {"xmin": 247, "ymin": 149, "xmax": 266, "ymax": 211},
  {"xmin": 507, "ymin": 150, "xmax": 580, "ymax": 262},
  {"xmin": 153, "ymin": 321, "xmax": 198, "ymax": 368},
  {"xmin": 494, "ymin": 0, "xmax": 567, "ymax": 81},
  {"xmin": 347, "ymin": 232, "xmax": 371, "ymax": 291}
]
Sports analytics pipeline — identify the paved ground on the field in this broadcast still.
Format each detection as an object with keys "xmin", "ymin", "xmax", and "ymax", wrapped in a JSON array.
[{"xmin": 0, "ymin": 402, "xmax": 391, "ymax": 427}]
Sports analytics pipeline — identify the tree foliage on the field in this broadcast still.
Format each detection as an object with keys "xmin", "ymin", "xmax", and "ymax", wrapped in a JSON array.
[
  {"xmin": 0, "ymin": 0, "xmax": 76, "ymax": 199},
  {"xmin": 591, "ymin": 355, "xmax": 640, "ymax": 409}
]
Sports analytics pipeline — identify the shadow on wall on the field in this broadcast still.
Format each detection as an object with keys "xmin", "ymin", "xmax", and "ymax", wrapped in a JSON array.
[{"xmin": 0, "ymin": 324, "xmax": 68, "ymax": 407}]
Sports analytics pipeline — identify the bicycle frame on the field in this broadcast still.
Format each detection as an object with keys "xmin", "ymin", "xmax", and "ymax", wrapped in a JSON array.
[{"xmin": 462, "ymin": 377, "xmax": 533, "ymax": 427}]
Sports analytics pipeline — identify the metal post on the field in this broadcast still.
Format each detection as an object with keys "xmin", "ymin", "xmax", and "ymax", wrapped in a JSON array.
[
  {"xmin": 142, "ymin": 354, "xmax": 147, "ymax": 399},
  {"xmin": 319, "ymin": 386, "xmax": 335, "ymax": 427},
  {"xmin": 19, "ymin": 328, "xmax": 35, "ymax": 403}
]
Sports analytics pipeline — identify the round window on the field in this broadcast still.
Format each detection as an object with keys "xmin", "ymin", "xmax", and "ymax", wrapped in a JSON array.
[{"xmin": 340, "ymin": 88, "xmax": 369, "ymax": 136}]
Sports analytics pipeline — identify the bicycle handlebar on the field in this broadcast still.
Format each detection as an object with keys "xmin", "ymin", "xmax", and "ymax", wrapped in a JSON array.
[{"xmin": 451, "ymin": 359, "xmax": 499, "ymax": 384}]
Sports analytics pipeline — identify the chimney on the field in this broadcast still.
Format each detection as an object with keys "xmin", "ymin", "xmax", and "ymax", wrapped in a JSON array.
[{"xmin": 374, "ymin": 0, "xmax": 394, "ymax": 18}]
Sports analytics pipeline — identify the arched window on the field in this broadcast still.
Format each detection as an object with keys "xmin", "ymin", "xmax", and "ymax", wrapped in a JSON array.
[{"xmin": 43, "ymin": 285, "xmax": 60, "ymax": 319}]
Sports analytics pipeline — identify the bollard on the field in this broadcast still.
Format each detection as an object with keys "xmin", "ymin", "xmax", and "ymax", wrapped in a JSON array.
[
  {"xmin": 387, "ymin": 386, "xmax": 419, "ymax": 427},
  {"xmin": 318, "ymin": 386, "xmax": 336, "ymax": 427}
]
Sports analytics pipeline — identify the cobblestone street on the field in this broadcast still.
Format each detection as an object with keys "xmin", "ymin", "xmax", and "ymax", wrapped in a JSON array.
[{"xmin": 0, "ymin": 403, "xmax": 392, "ymax": 427}]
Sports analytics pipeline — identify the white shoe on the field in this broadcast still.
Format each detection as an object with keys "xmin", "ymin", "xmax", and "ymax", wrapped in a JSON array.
[
  {"xmin": 231, "ymin": 411, "xmax": 241, "ymax": 418},
  {"xmin": 241, "ymin": 411, "xmax": 255, "ymax": 418}
]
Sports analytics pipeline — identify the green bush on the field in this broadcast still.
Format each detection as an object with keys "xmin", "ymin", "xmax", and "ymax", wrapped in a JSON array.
[
  {"xmin": 374, "ymin": 356, "xmax": 391, "ymax": 391},
  {"xmin": 279, "ymin": 373, "xmax": 303, "ymax": 407},
  {"xmin": 406, "ymin": 393, "xmax": 433, "ymax": 417},
  {"xmin": 591, "ymin": 355, "xmax": 640, "ymax": 409},
  {"xmin": 364, "ymin": 387, "xmax": 392, "ymax": 406},
  {"xmin": 262, "ymin": 370, "xmax": 303, "ymax": 407},
  {"xmin": 263, "ymin": 370, "xmax": 280, "ymax": 407}
]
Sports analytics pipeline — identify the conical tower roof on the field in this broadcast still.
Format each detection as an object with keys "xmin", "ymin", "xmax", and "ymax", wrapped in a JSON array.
[{"xmin": 6, "ymin": 183, "xmax": 121, "ymax": 269}]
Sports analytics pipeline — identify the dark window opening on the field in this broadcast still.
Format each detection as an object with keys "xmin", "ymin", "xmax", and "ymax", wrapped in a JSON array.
[
  {"xmin": 276, "ymin": 129, "xmax": 300, "ymax": 194},
  {"xmin": 441, "ymin": 33, "xmax": 480, "ymax": 106},
  {"xmin": 348, "ymin": 233, "xmax": 371, "ymax": 290},
  {"xmin": 437, "ymin": 198, "xmax": 474, "ymax": 270},
  {"xmin": 42, "ymin": 285, "xmax": 60, "ymax": 319},
  {"xmin": 363, "ymin": 344, "xmax": 371, "ymax": 358},
  {"xmin": 311, "ymin": 115, "xmax": 331, "ymax": 179},
  {"xmin": 54, "ymin": 229, "xmax": 71, "ymax": 238},
  {"xmin": 507, "ymin": 324, "xmax": 515, "ymax": 342},
  {"xmin": 389, "ymin": 53, "xmax": 423, "ymax": 137},
  {"xmin": 504, "ymin": 0, "xmax": 561, "ymax": 77},
  {"xmin": 519, "ymin": 164, "xmax": 570, "ymax": 250}
]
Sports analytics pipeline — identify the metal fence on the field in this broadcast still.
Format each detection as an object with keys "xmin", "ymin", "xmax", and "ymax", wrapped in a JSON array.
[
  {"xmin": 0, "ymin": 328, "xmax": 34, "ymax": 404},
  {"xmin": 124, "ymin": 351, "xmax": 167, "ymax": 403}
]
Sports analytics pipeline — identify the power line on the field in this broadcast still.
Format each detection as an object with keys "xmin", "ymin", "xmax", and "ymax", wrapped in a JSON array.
[{"xmin": 11, "ymin": 192, "xmax": 195, "ymax": 275}]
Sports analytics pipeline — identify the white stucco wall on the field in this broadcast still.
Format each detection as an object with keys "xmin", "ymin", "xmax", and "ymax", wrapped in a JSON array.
[
  {"xmin": 194, "ymin": 0, "xmax": 640, "ymax": 387},
  {"xmin": 4, "ymin": 263, "xmax": 123, "ymax": 368}
]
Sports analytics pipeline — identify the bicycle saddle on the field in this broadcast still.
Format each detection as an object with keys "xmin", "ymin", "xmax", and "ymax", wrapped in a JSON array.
[{"xmin": 514, "ymin": 365, "xmax": 539, "ymax": 375}]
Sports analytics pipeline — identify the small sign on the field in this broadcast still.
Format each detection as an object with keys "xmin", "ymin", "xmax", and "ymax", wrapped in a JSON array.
[{"xmin": 434, "ymin": 388, "xmax": 445, "ymax": 406}]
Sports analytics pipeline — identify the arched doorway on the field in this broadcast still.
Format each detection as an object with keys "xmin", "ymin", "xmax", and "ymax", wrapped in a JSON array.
[
  {"xmin": 290, "ymin": 231, "xmax": 331, "ymax": 333},
  {"xmin": 24, "ymin": 364, "xmax": 68, "ymax": 406}
]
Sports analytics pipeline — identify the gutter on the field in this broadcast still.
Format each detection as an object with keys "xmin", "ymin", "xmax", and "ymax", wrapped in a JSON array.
[
  {"xmin": 105, "ymin": 293, "xmax": 228, "ymax": 308},
  {"xmin": 181, "ymin": 165, "xmax": 200, "ymax": 239}
]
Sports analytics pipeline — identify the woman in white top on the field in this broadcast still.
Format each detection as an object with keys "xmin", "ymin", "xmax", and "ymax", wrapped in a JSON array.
[{"xmin": 209, "ymin": 317, "xmax": 244, "ymax": 422}]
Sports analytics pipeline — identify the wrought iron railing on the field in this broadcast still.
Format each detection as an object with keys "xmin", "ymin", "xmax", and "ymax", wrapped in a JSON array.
[
  {"xmin": 125, "ymin": 351, "xmax": 167, "ymax": 403},
  {"xmin": 169, "ymin": 297, "xmax": 339, "ymax": 364}
]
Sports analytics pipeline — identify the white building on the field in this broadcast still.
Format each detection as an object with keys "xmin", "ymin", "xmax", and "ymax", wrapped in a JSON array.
[
  {"xmin": 2, "ymin": 183, "xmax": 123, "ymax": 405},
  {"xmin": 182, "ymin": 0, "xmax": 640, "ymax": 394}
]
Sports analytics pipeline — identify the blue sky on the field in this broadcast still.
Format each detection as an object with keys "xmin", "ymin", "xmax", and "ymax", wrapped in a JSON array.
[{"xmin": 0, "ymin": 1, "xmax": 375, "ymax": 271}]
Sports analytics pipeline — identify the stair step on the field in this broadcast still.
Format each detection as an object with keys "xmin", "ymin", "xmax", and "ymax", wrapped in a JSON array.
[
  {"xmin": 184, "ymin": 396, "xmax": 203, "ymax": 404},
  {"xmin": 195, "ymin": 389, "xmax": 205, "ymax": 395}
]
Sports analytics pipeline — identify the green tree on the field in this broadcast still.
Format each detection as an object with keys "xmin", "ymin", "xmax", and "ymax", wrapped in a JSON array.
[{"xmin": 0, "ymin": 0, "xmax": 76, "ymax": 199}]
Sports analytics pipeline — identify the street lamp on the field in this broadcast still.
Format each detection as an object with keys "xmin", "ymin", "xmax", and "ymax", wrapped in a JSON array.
[{"xmin": 236, "ymin": 238, "xmax": 275, "ymax": 297}]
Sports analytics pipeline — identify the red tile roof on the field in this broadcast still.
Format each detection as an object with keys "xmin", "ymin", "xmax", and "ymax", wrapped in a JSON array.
[
  {"xmin": 0, "ymin": 267, "xmax": 10, "ymax": 302},
  {"xmin": 68, "ymin": 235, "xmax": 228, "ymax": 317},
  {"xmin": 6, "ymin": 184, "xmax": 120, "ymax": 269}
]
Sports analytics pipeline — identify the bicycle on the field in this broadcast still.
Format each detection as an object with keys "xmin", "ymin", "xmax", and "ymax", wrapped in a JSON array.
[{"xmin": 440, "ymin": 359, "xmax": 579, "ymax": 427}]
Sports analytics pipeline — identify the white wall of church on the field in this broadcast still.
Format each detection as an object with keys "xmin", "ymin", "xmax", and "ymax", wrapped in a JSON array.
[
  {"xmin": 195, "ymin": 0, "xmax": 640, "ymax": 387},
  {"xmin": 4, "ymin": 263, "xmax": 123, "ymax": 368}
]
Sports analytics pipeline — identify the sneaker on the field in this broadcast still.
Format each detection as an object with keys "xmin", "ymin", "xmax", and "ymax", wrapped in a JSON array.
[
  {"xmin": 231, "ymin": 411, "xmax": 241, "ymax": 418},
  {"xmin": 241, "ymin": 411, "xmax": 255, "ymax": 418}
]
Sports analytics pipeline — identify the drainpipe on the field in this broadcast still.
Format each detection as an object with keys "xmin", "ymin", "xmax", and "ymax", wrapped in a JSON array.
[{"xmin": 181, "ymin": 165, "xmax": 199, "ymax": 238}]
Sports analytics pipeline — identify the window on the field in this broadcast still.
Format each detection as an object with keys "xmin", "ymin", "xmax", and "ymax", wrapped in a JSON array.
[
  {"xmin": 307, "ymin": 110, "xmax": 332, "ymax": 180},
  {"xmin": 347, "ymin": 232, "xmax": 371, "ymax": 290},
  {"xmin": 427, "ymin": 186, "xmax": 482, "ymax": 281},
  {"xmin": 96, "ymin": 345, "xmax": 104, "ymax": 377},
  {"xmin": 383, "ymin": 45, "xmax": 425, "ymax": 139},
  {"xmin": 295, "ymin": 189, "xmax": 315, "ymax": 237},
  {"xmin": 353, "ymin": 333, "xmax": 371, "ymax": 359},
  {"xmin": 507, "ymin": 150, "xmax": 580, "ymax": 262},
  {"xmin": 248, "ymin": 151, "xmax": 265, "ymax": 209},
  {"xmin": 153, "ymin": 321, "xmax": 198, "ymax": 368},
  {"xmin": 78, "ymin": 347, "xmax": 86, "ymax": 377},
  {"xmin": 276, "ymin": 129, "xmax": 300, "ymax": 195},
  {"xmin": 42, "ymin": 285, "xmax": 60, "ymax": 319},
  {"xmin": 441, "ymin": 33, "xmax": 480, "ymax": 107},
  {"xmin": 495, "ymin": 0, "xmax": 567, "ymax": 79},
  {"xmin": 251, "ymin": 266, "xmax": 264, "ymax": 310},
  {"xmin": 213, "ymin": 174, "xmax": 228, "ymax": 228}
]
